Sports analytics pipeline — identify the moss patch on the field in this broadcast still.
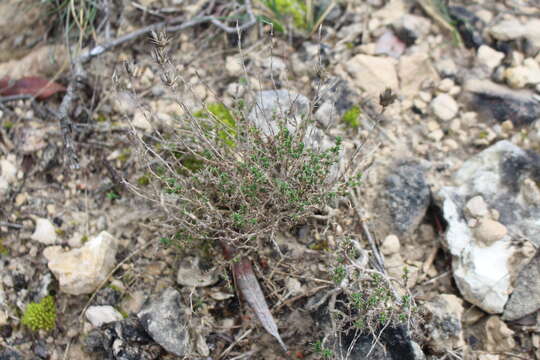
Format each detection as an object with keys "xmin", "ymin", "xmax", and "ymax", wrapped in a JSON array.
[
  {"xmin": 342, "ymin": 106, "xmax": 362, "ymax": 128},
  {"xmin": 21, "ymin": 296, "xmax": 56, "ymax": 331}
]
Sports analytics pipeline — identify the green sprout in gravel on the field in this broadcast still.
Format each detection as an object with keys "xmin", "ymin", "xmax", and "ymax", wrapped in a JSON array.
[{"xmin": 21, "ymin": 296, "xmax": 56, "ymax": 332}]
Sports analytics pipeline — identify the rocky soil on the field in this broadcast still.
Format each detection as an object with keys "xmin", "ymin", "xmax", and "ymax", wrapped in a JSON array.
[{"xmin": 1, "ymin": 0, "xmax": 540, "ymax": 359}]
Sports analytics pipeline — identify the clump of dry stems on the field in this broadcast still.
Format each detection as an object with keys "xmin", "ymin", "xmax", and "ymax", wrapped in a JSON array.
[{"xmin": 131, "ymin": 30, "xmax": 358, "ymax": 260}]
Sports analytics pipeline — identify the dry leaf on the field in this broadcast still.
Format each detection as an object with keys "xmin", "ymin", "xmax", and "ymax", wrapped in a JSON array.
[
  {"xmin": 233, "ymin": 257, "xmax": 287, "ymax": 351},
  {"xmin": 0, "ymin": 76, "xmax": 66, "ymax": 100}
]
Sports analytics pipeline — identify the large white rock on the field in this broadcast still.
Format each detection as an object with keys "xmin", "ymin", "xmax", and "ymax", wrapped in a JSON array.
[
  {"xmin": 43, "ymin": 231, "xmax": 118, "ymax": 295},
  {"xmin": 436, "ymin": 141, "xmax": 540, "ymax": 313},
  {"xmin": 343, "ymin": 54, "xmax": 398, "ymax": 98}
]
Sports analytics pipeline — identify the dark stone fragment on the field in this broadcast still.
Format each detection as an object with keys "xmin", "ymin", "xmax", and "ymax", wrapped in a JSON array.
[
  {"xmin": 464, "ymin": 79, "xmax": 540, "ymax": 127},
  {"xmin": 93, "ymin": 287, "xmax": 122, "ymax": 306},
  {"xmin": 503, "ymin": 249, "xmax": 540, "ymax": 321},
  {"xmin": 83, "ymin": 317, "xmax": 161, "ymax": 360},
  {"xmin": 0, "ymin": 349, "xmax": 23, "ymax": 360},
  {"xmin": 448, "ymin": 6, "xmax": 484, "ymax": 49},
  {"xmin": 32, "ymin": 340, "xmax": 48, "ymax": 359},
  {"xmin": 381, "ymin": 325, "xmax": 421, "ymax": 360},
  {"xmin": 384, "ymin": 160, "xmax": 431, "ymax": 235}
]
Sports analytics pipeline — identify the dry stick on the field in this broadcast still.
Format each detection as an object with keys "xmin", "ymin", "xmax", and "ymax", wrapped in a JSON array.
[{"xmin": 56, "ymin": 0, "xmax": 257, "ymax": 169}]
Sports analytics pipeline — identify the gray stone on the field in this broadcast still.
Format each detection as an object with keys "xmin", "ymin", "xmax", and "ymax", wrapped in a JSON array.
[
  {"xmin": 247, "ymin": 90, "xmax": 310, "ymax": 138},
  {"xmin": 503, "ymin": 249, "xmax": 540, "ymax": 321},
  {"xmin": 392, "ymin": 14, "xmax": 432, "ymax": 45},
  {"xmin": 464, "ymin": 79, "xmax": 540, "ymax": 126},
  {"xmin": 176, "ymin": 256, "xmax": 219, "ymax": 287},
  {"xmin": 384, "ymin": 160, "xmax": 431, "ymax": 235},
  {"xmin": 137, "ymin": 287, "xmax": 190, "ymax": 356},
  {"xmin": 314, "ymin": 78, "xmax": 360, "ymax": 128},
  {"xmin": 424, "ymin": 294, "xmax": 465, "ymax": 353}
]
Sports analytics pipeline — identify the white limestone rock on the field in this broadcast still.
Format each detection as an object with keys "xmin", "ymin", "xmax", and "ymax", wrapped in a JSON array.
[
  {"xmin": 436, "ymin": 141, "xmax": 540, "ymax": 313},
  {"xmin": 43, "ymin": 231, "xmax": 118, "ymax": 295},
  {"xmin": 476, "ymin": 45, "xmax": 505, "ymax": 72},
  {"xmin": 431, "ymin": 94, "xmax": 458, "ymax": 121},
  {"xmin": 31, "ymin": 218, "xmax": 57, "ymax": 245}
]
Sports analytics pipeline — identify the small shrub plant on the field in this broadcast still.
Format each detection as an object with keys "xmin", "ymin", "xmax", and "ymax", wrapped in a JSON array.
[{"xmin": 132, "ymin": 31, "xmax": 356, "ymax": 261}]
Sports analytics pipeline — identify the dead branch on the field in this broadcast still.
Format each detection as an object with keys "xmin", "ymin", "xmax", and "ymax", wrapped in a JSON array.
[{"xmin": 54, "ymin": 0, "xmax": 258, "ymax": 169}]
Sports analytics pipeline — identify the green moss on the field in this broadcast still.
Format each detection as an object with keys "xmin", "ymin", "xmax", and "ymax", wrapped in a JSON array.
[
  {"xmin": 0, "ymin": 239, "xmax": 8, "ymax": 256},
  {"xmin": 21, "ymin": 296, "xmax": 56, "ymax": 331},
  {"xmin": 263, "ymin": 0, "xmax": 308, "ymax": 29},
  {"xmin": 194, "ymin": 103, "xmax": 237, "ymax": 147},
  {"xmin": 118, "ymin": 149, "xmax": 131, "ymax": 162},
  {"xmin": 81, "ymin": 234, "xmax": 89, "ymax": 244},
  {"xmin": 137, "ymin": 175, "xmax": 151, "ymax": 186},
  {"xmin": 342, "ymin": 106, "xmax": 362, "ymax": 128},
  {"xmin": 95, "ymin": 113, "xmax": 107, "ymax": 123},
  {"xmin": 3, "ymin": 121, "xmax": 14, "ymax": 130}
]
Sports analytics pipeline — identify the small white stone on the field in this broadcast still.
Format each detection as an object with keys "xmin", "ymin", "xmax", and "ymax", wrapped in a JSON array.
[
  {"xmin": 419, "ymin": 91, "xmax": 432, "ymax": 102},
  {"xmin": 225, "ymin": 56, "xmax": 243, "ymax": 77},
  {"xmin": 476, "ymin": 45, "xmax": 505, "ymax": 71},
  {"xmin": 381, "ymin": 234, "xmax": 400, "ymax": 255},
  {"xmin": 429, "ymin": 129, "xmax": 444, "ymax": 142},
  {"xmin": 85, "ymin": 305, "xmax": 123, "ymax": 327},
  {"xmin": 0, "ymin": 310, "xmax": 8, "ymax": 326},
  {"xmin": 438, "ymin": 78, "xmax": 454, "ymax": 92},
  {"xmin": 443, "ymin": 139, "xmax": 459, "ymax": 150},
  {"xmin": 285, "ymin": 278, "xmax": 303, "ymax": 296},
  {"xmin": 132, "ymin": 110, "xmax": 153, "ymax": 132},
  {"xmin": 465, "ymin": 196, "xmax": 489, "ymax": 218},
  {"xmin": 0, "ymin": 159, "xmax": 17, "ymax": 184},
  {"xmin": 31, "ymin": 218, "xmax": 57, "ymax": 245},
  {"xmin": 475, "ymin": 219, "xmax": 508, "ymax": 246},
  {"xmin": 431, "ymin": 94, "xmax": 458, "ymax": 121}
]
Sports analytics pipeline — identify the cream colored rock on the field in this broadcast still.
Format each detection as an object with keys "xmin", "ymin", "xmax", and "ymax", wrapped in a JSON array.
[
  {"xmin": 225, "ymin": 56, "xmax": 243, "ymax": 77},
  {"xmin": 381, "ymin": 234, "xmax": 400, "ymax": 255},
  {"xmin": 476, "ymin": 45, "xmax": 505, "ymax": 71},
  {"xmin": 344, "ymin": 54, "xmax": 398, "ymax": 98},
  {"xmin": 85, "ymin": 305, "xmax": 123, "ymax": 327},
  {"xmin": 132, "ymin": 110, "xmax": 153, "ymax": 132},
  {"xmin": 399, "ymin": 51, "xmax": 439, "ymax": 98},
  {"xmin": 43, "ymin": 231, "xmax": 118, "ymax": 295},
  {"xmin": 31, "ymin": 218, "xmax": 57, "ymax": 245},
  {"xmin": 0, "ymin": 159, "xmax": 17, "ymax": 184},
  {"xmin": 483, "ymin": 316, "xmax": 515, "ymax": 353},
  {"xmin": 475, "ymin": 219, "xmax": 508, "ymax": 246},
  {"xmin": 465, "ymin": 196, "xmax": 489, "ymax": 218},
  {"xmin": 431, "ymin": 94, "xmax": 458, "ymax": 121}
]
